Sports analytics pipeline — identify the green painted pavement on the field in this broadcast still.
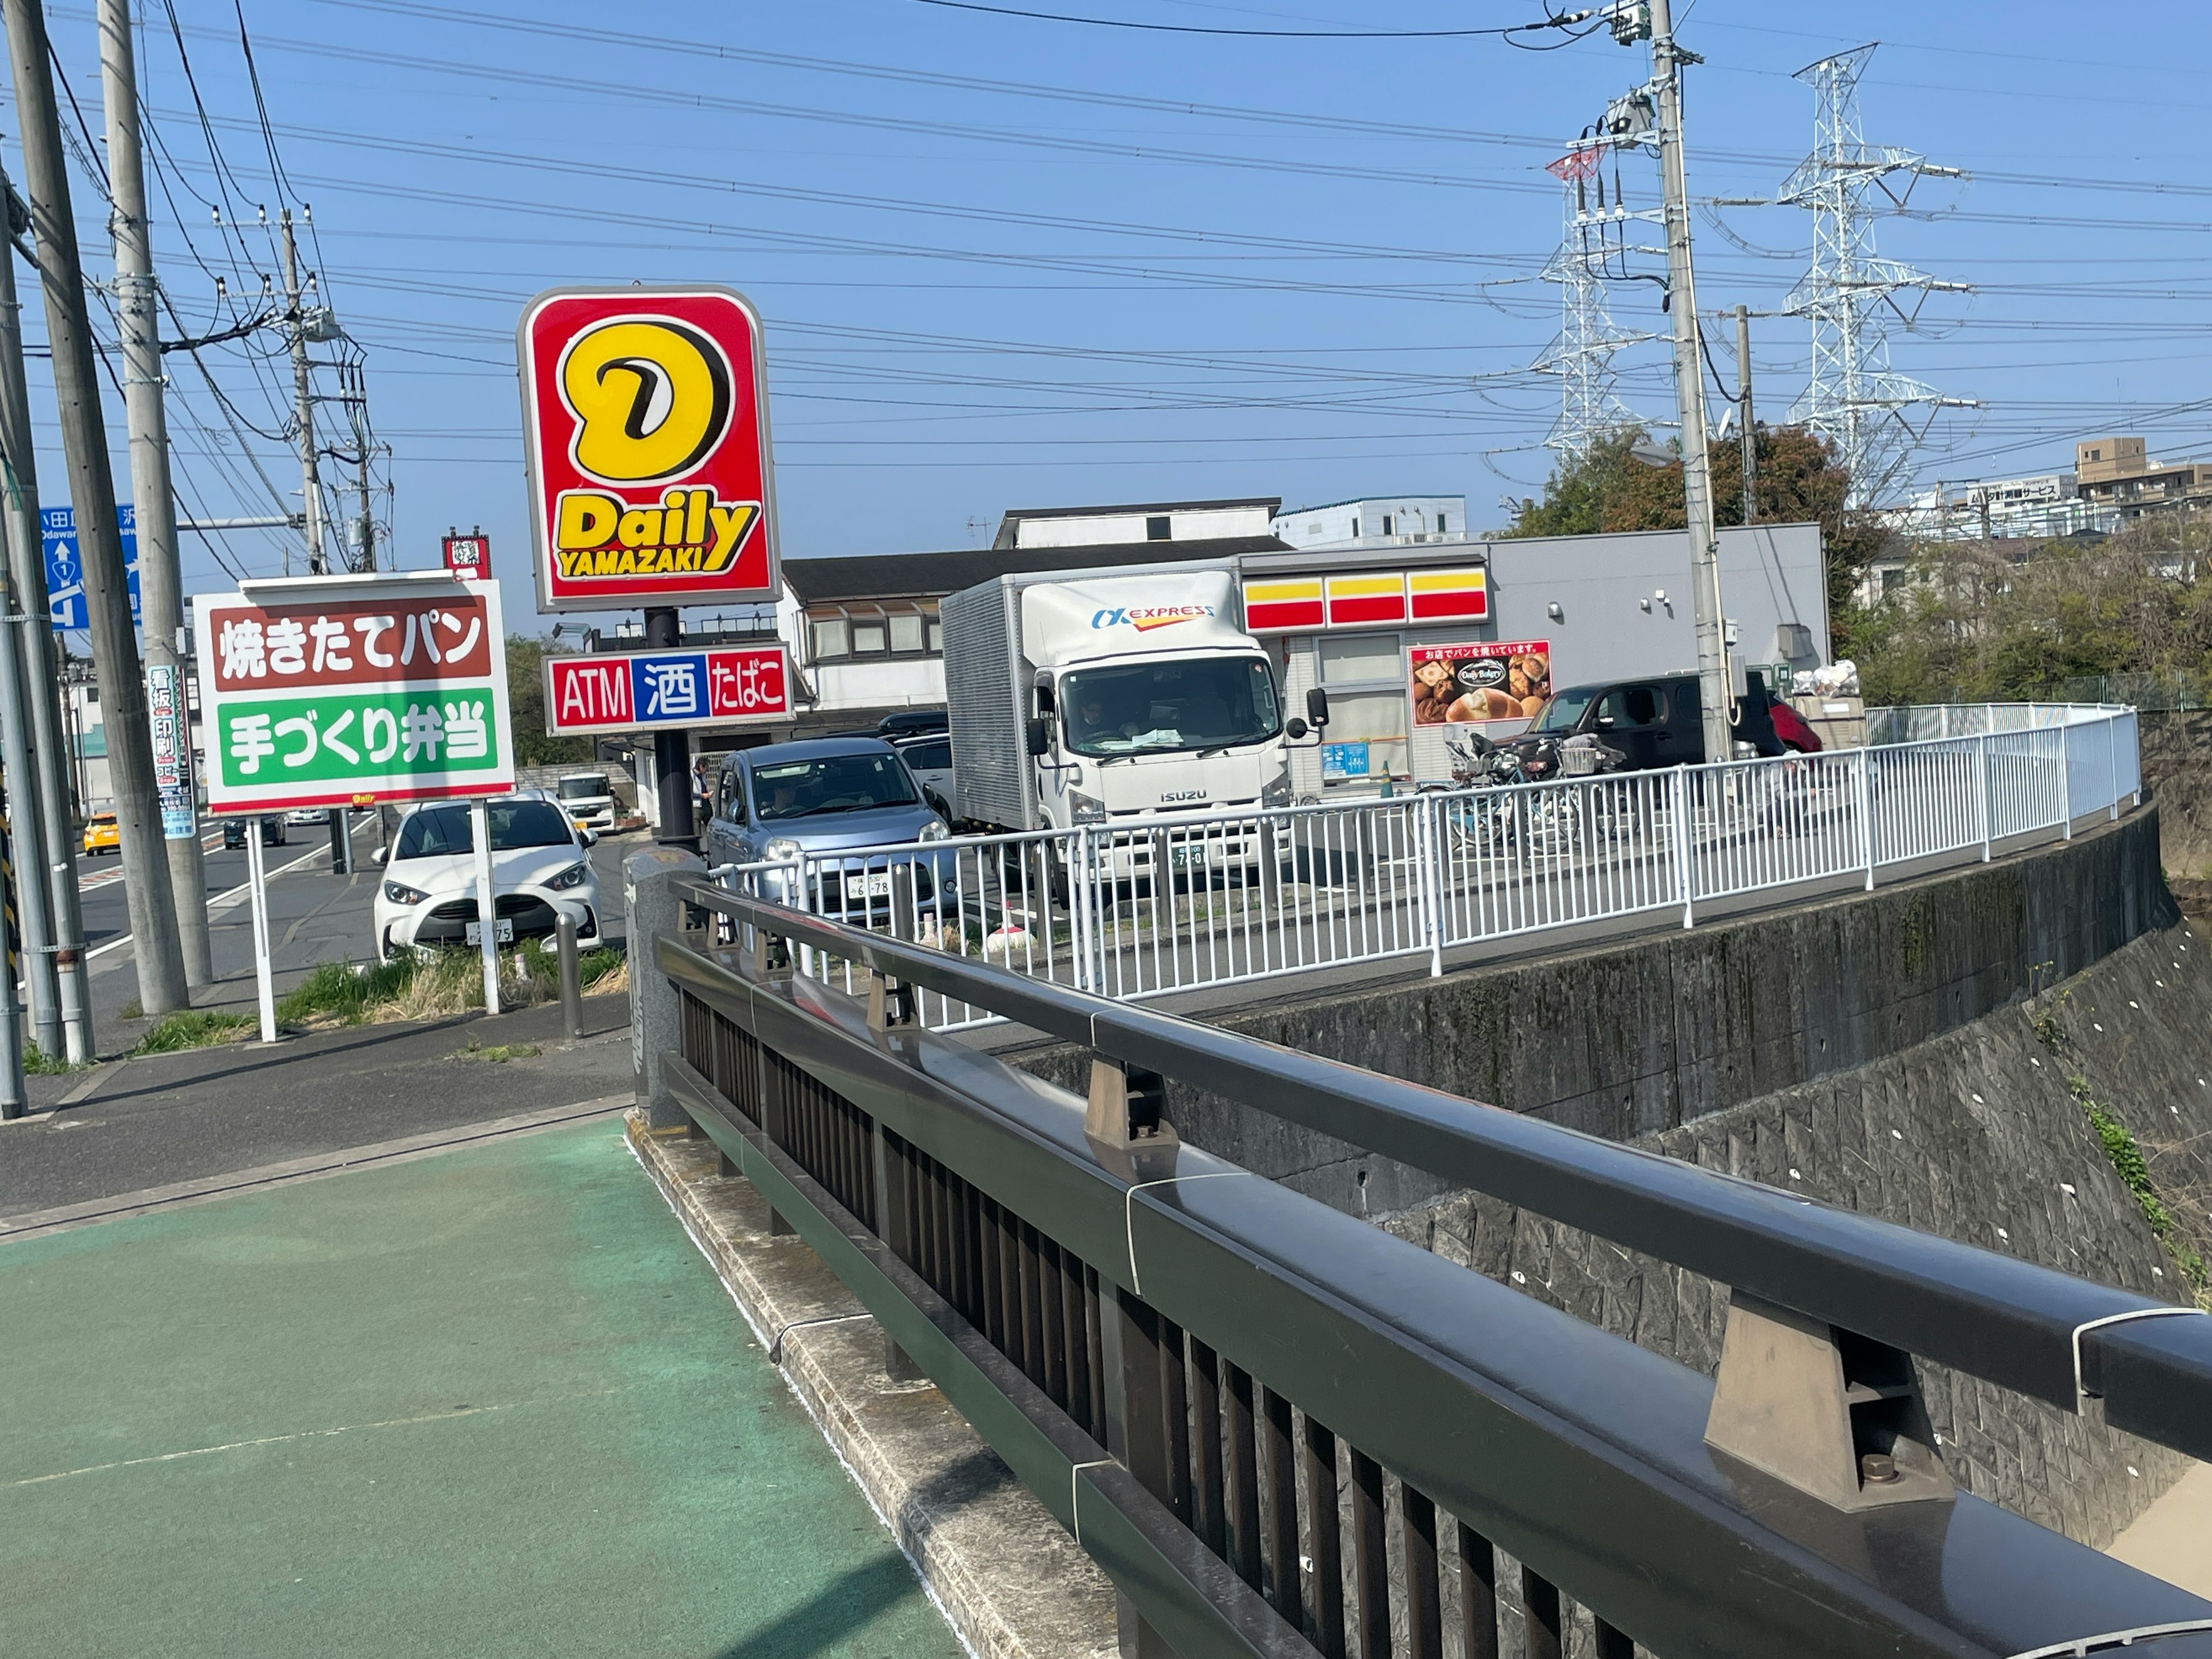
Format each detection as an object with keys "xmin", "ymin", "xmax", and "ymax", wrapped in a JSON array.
[{"xmin": 0, "ymin": 1122, "xmax": 964, "ymax": 1659}]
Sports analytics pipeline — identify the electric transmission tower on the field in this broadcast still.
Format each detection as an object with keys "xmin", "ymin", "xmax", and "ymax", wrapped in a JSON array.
[
  {"xmin": 1779, "ymin": 43, "xmax": 1974, "ymax": 509},
  {"xmin": 1534, "ymin": 113, "xmax": 1663, "ymax": 463}
]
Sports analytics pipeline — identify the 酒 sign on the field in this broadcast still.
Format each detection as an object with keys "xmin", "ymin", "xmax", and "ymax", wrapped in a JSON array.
[
  {"xmin": 518, "ymin": 285, "xmax": 779, "ymax": 613},
  {"xmin": 194, "ymin": 575, "xmax": 515, "ymax": 814},
  {"xmin": 543, "ymin": 643, "xmax": 789, "ymax": 737}
]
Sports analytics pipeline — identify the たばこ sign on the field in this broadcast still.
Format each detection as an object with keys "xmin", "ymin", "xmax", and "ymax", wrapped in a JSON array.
[
  {"xmin": 518, "ymin": 286, "xmax": 779, "ymax": 612},
  {"xmin": 542, "ymin": 643, "xmax": 790, "ymax": 737}
]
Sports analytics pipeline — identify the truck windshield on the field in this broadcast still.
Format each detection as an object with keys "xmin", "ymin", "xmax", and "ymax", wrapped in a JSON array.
[
  {"xmin": 1060, "ymin": 657, "xmax": 1282, "ymax": 757},
  {"xmin": 752, "ymin": 752, "xmax": 920, "ymax": 821},
  {"xmin": 1527, "ymin": 686, "xmax": 1601, "ymax": 735}
]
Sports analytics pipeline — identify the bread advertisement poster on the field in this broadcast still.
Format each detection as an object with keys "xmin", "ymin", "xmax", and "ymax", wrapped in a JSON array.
[{"xmin": 1409, "ymin": 641, "xmax": 1551, "ymax": 726}]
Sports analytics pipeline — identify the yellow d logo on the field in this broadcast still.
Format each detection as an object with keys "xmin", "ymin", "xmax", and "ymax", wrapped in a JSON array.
[{"xmin": 559, "ymin": 317, "xmax": 734, "ymax": 484}]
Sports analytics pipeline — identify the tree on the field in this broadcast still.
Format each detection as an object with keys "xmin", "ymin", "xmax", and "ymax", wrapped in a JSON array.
[
  {"xmin": 1849, "ymin": 528, "xmax": 2212, "ymax": 707},
  {"xmin": 506, "ymin": 634, "xmax": 593, "ymax": 769},
  {"xmin": 1496, "ymin": 424, "xmax": 1888, "ymax": 629}
]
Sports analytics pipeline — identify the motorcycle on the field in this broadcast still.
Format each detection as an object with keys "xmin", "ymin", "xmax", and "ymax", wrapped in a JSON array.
[{"xmin": 1438, "ymin": 727, "xmax": 1628, "ymax": 854}]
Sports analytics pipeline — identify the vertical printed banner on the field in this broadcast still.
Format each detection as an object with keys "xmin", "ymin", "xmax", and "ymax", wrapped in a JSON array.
[
  {"xmin": 145, "ymin": 662, "xmax": 196, "ymax": 839},
  {"xmin": 1408, "ymin": 641, "xmax": 1552, "ymax": 727},
  {"xmin": 194, "ymin": 577, "xmax": 514, "ymax": 814}
]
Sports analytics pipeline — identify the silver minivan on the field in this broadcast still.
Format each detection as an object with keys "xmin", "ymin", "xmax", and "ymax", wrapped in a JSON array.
[{"xmin": 704, "ymin": 737, "xmax": 953, "ymax": 916}]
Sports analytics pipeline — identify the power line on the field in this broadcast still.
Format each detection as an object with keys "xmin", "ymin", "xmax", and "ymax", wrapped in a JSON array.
[{"xmin": 905, "ymin": 0, "xmax": 1573, "ymax": 41}]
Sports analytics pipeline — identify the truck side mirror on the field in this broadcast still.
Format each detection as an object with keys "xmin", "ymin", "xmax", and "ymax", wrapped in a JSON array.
[
  {"xmin": 1025, "ymin": 716, "xmax": 1051, "ymax": 757},
  {"xmin": 1286, "ymin": 717, "xmax": 1308, "ymax": 741},
  {"xmin": 1305, "ymin": 688, "xmax": 1330, "ymax": 728}
]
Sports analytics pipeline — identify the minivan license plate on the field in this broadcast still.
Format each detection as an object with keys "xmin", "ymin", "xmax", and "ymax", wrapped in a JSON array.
[{"xmin": 465, "ymin": 919, "xmax": 516, "ymax": 945}]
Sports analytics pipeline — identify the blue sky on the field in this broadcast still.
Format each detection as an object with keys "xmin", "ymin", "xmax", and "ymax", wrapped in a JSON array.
[{"xmin": 18, "ymin": 0, "xmax": 2212, "ymax": 631}]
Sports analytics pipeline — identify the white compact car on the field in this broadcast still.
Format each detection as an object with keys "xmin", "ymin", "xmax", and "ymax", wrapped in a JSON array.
[{"xmin": 372, "ymin": 797, "xmax": 602, "ymax": 961}]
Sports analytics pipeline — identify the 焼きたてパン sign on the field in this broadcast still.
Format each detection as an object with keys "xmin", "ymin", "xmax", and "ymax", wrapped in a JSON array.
[
  {"xmin": 518, "ymin": 286, "xmax": 780, "ymax": 612},
  {"xmin": 193, "ymin": 577, "xmax": 515, "ymax": 814}
]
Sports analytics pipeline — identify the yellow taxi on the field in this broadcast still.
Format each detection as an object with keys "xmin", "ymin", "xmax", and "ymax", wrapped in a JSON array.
[{"xmin": 81, "ymin": 812, "xmax": 119, "ymax": 856}]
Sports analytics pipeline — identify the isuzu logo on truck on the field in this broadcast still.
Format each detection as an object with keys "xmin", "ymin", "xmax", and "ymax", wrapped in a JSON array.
[{"xmin": 1090, "ymin": 604, "xmax": 1214, "ymax": 632}]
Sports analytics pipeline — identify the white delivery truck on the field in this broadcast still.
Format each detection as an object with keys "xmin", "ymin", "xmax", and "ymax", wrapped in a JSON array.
[{"xmin": 941, "ymin": 567, "xmax": 1312, "ymax": 846}]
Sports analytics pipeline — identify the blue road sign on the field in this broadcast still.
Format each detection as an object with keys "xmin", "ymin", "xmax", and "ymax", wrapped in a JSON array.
[{"xmin": 42, "ymin": 504, "xmax": 139, "ymax": 630}]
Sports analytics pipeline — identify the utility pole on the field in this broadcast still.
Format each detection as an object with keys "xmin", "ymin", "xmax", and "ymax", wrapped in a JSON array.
[
  {"xmin": 1627, "ymin": 0, "xmax": 1732, "ymax": 760},
  {"xmin": 99, "ymin": 0, "xmax": 212, "ymax": 987},
  {"xmin": 280, "ymin": 209, "xmax": 325, "ymax": 575},
  {"xmin": 353, "ymin": 441, "xmax": 374, "ymax": 571},
  {"xmin": 4, "ymin": 0, "xmax": 188, "ymax": 1015},
  {"xmin": 0, "ymin": 164, "xmax": 63, "ymax": 1062},
  {"xmin": 1736, "ymin": 303, "xmax": 1757, "ymax": 527}
]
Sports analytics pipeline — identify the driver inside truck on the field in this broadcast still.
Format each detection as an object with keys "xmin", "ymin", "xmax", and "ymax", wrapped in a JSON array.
[{"xmin": 1071, "ymin": 690, "xmax": 1124, "ymax": 746}]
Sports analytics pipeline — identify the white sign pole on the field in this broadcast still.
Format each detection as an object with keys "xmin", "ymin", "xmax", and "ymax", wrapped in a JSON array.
[
  {"xmin": 245, "ymin": 827, "xmax": 276, "ymax": 1043},
  {"xmin": 471, "ymin": 797, "xmax": 501, "ymax": 1015}
]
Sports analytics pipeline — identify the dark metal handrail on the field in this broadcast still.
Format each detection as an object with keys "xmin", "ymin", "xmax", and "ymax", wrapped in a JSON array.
[
  {"xmin": 653, "ymin": 907, "xmax": 2212, "ymax": 1659},
  {"xmin": 676, "ymin": 878, "xmax": 2212, "ymax": 1466}
]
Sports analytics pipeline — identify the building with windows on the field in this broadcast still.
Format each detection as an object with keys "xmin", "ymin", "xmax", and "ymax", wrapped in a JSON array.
[
  {"xmin": 993, "ymin": 497, "xmax": 1278, "ymax": 552},
  {"xmin": 1270, "ymin": 495, "xmax": 1469, "ymax": 551}
]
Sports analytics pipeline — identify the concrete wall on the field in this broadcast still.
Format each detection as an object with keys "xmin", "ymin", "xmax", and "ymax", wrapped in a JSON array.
[
  {"xmin": 1007, "ymin": 808, "xmax": 2195, "ymax": 1547},
  {"xmin": 2139, "ymin": 710, "xmax": 2212, "ymax": 890}
]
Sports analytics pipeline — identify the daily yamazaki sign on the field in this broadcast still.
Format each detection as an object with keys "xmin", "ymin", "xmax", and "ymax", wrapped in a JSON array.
[
  {"xmin": 194, "ymin": 575, "xmax": 514, "ymax": 813},
  {"xmin": 518, "ymin": 285, "xmax": 781, "ymax": 612},
  {"xmin": 543, "ymin": 644, "xmax": 790, "ymax": 737}
]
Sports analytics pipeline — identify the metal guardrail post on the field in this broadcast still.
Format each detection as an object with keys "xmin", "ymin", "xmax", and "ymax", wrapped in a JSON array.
[
  {"xmin": 556, "ymin": 911, "xmax": 584, "ymax": 1039},
  {"xmin": 2107, "ymin": 714, "xmax": 2121, "ymax": 823},
  {"xmin": 1416, "ymin": 793, "xmax": 1444, "ymax": 977},
  {"xmin": 624, "ymin": 847, "xmax": 707, "ymax": 1130},
  {"xmin": 1977, "ymin": 732, "xmax": 1993, "ymax": 863},
  {"xmin": 1098, "ymin": 1284, "xmax": 1180, "ymax": 1659},
  {"xmin": 1669, "ymin": 765, "xmax": 1694, "ymax": 929},
  {"xmin": 1854, "ymin": 747, "xmax": 1876, "ymax": 891}
]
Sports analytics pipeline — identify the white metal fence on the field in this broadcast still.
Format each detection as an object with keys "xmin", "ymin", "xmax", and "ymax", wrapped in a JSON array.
[{"xmin": 710, "ymin": 703, "xmax": 2142, "ymax": 1033}]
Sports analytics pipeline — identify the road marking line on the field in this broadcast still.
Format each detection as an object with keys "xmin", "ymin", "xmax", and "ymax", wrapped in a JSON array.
[
  {"xmin": 87, "ymin": 828, "xmax": 373, "ymax": 960},
  {"xmin": 5, "ymin": 1391, "xmax": 628, "ymax": 1488}
]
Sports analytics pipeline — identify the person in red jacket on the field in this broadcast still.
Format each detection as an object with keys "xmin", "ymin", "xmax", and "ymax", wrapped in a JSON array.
[{"xmin": 1769, "ymin": 697, "xmax": 1823, "ymax": 753}]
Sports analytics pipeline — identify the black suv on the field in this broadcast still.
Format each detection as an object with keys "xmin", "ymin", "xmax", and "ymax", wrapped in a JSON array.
[{"xmin": 1516, "ymin": 672, "xmax": 1786, "ymax": 771}]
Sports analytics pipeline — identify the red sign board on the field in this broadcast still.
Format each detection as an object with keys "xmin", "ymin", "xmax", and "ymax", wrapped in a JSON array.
[
  {"xmin": 442, "ymin": 533, "xmax": 489, "ymax": 578},
  {"xmin": 543, "ymin": 644, "xmax": 790, "ymax": 737},
  {"xmin": 518, "ymin": 286, "xmax": 779, "ymax": 613}
]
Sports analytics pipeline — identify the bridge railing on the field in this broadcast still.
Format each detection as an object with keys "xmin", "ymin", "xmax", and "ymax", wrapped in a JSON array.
[
  {"xmin": 709, "ymin": 703, "xmax": 2141, "ymax": 1033},
  {"xmin": 649, "ymin": 878, "xmax": 2212, "ymax": 1659}
]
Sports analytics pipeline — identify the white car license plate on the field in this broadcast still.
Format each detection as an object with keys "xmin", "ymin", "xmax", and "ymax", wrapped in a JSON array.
[
  {"xmin": 844, "ymin": 872, "xmax": 893, "ymax": 898},
  {"xmin": 465, "ymin": 919, "xmax": 516, "ymax": 945}
]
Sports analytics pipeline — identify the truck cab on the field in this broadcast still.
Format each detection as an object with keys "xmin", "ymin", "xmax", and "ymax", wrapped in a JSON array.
[{"xmin": 1031, "ymin": 647, "xmax": 1293, "ymax": 828}]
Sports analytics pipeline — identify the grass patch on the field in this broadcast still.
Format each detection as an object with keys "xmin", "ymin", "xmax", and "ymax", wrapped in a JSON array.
[
  {"xmin": 118, "ymin": 999, "xmax": 143, "ymax": 1021},
  {"xmin": 275, "ymin": 959, "xmax": 417, "ymax": 1027},
  {"xmin": 274, "ymin": 941, "xmax": 630, "ymax": 1030},
  {"xmin": 452, "ymin": 1040, "xmax": 541, "ymax": 1063},
  {"xmin": 23, "ymin": 1043, "xmax": 70, "ymax": 1075},
  {"xmin": 131, "ymin": 1010, "xmax": 256, "ymax": 1055}
]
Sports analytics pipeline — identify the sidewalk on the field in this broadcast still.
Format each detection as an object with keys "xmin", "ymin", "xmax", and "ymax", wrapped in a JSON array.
[
  {"xmin": 0, "ymin": 996, "xmax": 635, "ymax": 1224},
  {"xmin": 0, "ymin": 1115, "xmax": 966, "ymax": 1659}
]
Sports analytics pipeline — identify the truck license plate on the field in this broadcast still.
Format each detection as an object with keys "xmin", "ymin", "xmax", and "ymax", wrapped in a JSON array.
[
  {"xmin": 1170, "ymin": 845, "xmax": 1203, "ymax": 870},
  {"xmin": 465, "ymin": 919, "xmax": 516, "ymax": 945},
  {"xmin": 845, "ymin": 872, "xmax": 893, "ymax": 898}
]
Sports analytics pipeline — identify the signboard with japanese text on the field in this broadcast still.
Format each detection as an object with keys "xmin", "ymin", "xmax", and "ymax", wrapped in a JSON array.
[
  {"xmin": 1409, "ymin": 640, "xmax": 1552, "ymax": 727},
  {"xmin": 441, "ymin": 532, "xmax": 489, "ymax": 578},
  {"xmin": 518, "ymin": 285, "xmax": 780, "ymax": 612},
  {"xmin": 145, "ymin": 662, "xmax": 196, "ymax": 839},
  {"xmin": 43, "ymin": 504, "xmax": 139, "ymax": 630},
  {"xmin": 192, "ymin": 575, "xmax": 514, "ymax": 815},
  {"xmin": 542, "ymin": 643, "xmax": 789, "ymax": 738}
]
